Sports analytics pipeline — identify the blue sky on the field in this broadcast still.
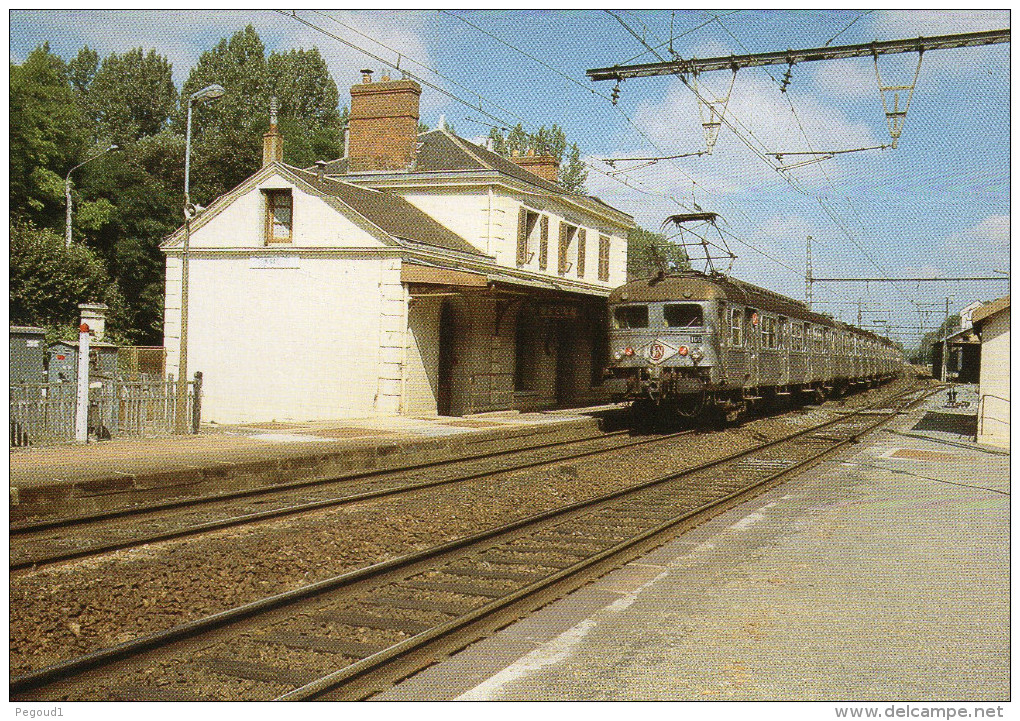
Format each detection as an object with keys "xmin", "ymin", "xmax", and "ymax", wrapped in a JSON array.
[{"xmin": 10, "ymin": 9, "xmax": 1010, "ymax": 346}]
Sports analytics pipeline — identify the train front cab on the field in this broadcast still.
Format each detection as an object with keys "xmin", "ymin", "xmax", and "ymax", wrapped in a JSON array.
[{"xmin": 604, "ymin": 299, "xmax": 721, "ymax": 400}]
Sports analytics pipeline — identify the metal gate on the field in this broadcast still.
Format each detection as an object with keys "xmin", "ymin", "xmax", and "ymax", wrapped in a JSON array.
[{"xmin": 10, "ymin": 374, "xmax": 202, "ymax": 447}]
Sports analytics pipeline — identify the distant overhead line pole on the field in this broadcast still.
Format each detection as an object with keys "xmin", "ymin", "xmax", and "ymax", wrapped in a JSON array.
[{"xmin": 586, "ymin": 29, "xmax": 1010, "ymax": 80}]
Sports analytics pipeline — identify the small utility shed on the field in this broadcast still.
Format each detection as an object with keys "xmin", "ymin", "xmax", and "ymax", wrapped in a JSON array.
[{"xmin": 971, "ymin": 295, "xmax": 1009, "ymax": 448}]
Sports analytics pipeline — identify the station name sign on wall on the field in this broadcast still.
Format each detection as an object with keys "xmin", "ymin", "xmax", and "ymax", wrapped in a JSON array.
[
  {"xmin": 250, "ymin": 256, "xmax": 300, "ymax": 269},
  {"xmin": 537, "ymin": 304, "xmax": 579, "ymax": 319}
]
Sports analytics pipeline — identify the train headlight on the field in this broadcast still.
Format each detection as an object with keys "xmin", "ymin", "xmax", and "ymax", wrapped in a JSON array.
[
  {"xmin": 691, "ymin": 347, "xmax": 704, "ymax": 362},
  {"xmin": 678, "ymin": 346, "xmax": 689, "ymax": 356},
  {"xmin": 614, "ymin": 351, "xmax": 623, "ymax": 360}
]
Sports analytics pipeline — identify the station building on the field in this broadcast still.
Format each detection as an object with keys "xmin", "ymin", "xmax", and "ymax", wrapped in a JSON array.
[
  {"xmin": 972, "ymin": 295, "xmax": 1009, "ymax": 449},
  {"xmin": 162, "ymin": 73, "xmax": 633, "ymax": 424}
]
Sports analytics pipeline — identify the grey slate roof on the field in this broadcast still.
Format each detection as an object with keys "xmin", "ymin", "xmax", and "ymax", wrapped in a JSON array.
[
  {"xmin": 286, "ymin": 166, "xmax": 484, "ymax": 257},
  {"xmin": 315, "ymin": 129, "xmax": 619, "ymax": 212}
]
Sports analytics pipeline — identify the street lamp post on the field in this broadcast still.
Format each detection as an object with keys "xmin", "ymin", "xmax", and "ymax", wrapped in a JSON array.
[
  {"xmin": 65, "ymin": 144, "xmax": 118, "ymax": 248},
  {"xmin": 175, "ymin": 83, "xmax": 226, "ymax": 434}
]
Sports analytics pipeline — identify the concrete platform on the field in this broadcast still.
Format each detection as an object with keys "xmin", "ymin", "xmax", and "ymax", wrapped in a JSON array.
[
  {"xmin": 376, "ymin": 385, "xmax": 1010, "ymax": 701},
  {"xmin": 9, "ymin": 411, "xmax": 604, "ymax": 523}
]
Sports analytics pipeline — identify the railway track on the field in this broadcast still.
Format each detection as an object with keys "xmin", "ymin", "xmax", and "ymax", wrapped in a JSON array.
[
  {"xmin": 10, "ymin": 427, "xmax": 697, "ymax": 570},
  {"xmin": 10, "ymin": 382, "xmax": 934, "ymax": 701}
]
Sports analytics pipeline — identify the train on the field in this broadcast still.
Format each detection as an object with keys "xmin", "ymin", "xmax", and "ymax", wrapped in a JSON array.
[{"xmin": 602, "ymin": 270, "xmax": 904, "ymax": 423}]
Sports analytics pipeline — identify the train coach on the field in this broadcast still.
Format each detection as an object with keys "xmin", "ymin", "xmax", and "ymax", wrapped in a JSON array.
[{"xmin": 602, "ymin": 270, "xmax": 904, "ymax": 422}]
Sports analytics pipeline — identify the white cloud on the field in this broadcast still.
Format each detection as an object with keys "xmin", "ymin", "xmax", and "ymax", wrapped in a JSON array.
[
  {"xmin": 11, "ymin": 10, "xmax": 442, "ymax": 113},
  {"xmin": 935, "ymin": 214, "xmax": 1010, "ymax": 276},
  {"xmin": 621, "ymin": 75, "xmax": 878, "ymax": 200},
  {"xmin": 872, "ymin": 10, "xmax": 1009, "ymax": 37}
]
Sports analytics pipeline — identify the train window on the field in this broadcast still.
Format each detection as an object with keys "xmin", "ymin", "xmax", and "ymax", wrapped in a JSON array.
[
  {"xmin": 761, "ymin": 316, "xmax": 777, "ymax": 349},
  {"xmin": 663, "ymin": 304, "xmax": 703, "ymax": 328},
  {"xmin": 613, "ymin": 305, "xmax": 648, "ymax": 329},
  {"xmin": 729, "ymin": 308, "xmax": 743, "ymax": 347},
  {"xmin": 791, "ymin": 323, "xmax": 804, "ymax": 351}
]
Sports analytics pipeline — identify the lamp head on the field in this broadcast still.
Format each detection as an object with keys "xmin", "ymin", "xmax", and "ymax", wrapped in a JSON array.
[{"xmin": 190, "ymin": 83, "xmax": 226, "ymax": 105}]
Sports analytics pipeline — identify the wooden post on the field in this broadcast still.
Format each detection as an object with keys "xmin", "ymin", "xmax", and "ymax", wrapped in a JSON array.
[{"xmin": 191, "ymin": 371, "xmax": 203, "ymax": 434}]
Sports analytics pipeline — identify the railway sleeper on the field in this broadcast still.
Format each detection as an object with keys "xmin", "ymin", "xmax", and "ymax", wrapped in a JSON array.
[
  {"xmin": 443, "ymin": 565, "xmax": 549, "ymax": 583},
  {"xmin": 311, "ymin": 610, "xmax": 431, "ymax": 636},
  {"xmin": 478, "ymin": 552, "xmax": 574, "ymax": 569},
  {"xmin": 261, "ymin": 632, "xmax": 385, "ymax": 659},
  {"xmin": 199, "ymin": 657, "xmax": 315, "ymax": 687},
  {"xmin": 368, "ymin": 595, "xmax": 477, "ymax": 616},
  {"xmin": 399, "ymin": 578, "xmax": 506, "ymax": 599}
]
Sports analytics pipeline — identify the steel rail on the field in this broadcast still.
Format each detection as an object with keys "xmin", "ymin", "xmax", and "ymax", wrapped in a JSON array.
[
  {"xmin": 283, "ymin": 387, "xmax": 934, "ymax": 700},
  {"xmin": 11, "ymin": 427, "xmax": 637, "ymax": 535},
  {"xmin": 10, "ymin": 382, "xmax": 930, "ymax": 699},
  {"xmin": 10, "ymin": 429, "xmax": 694, "ymax": 571}
]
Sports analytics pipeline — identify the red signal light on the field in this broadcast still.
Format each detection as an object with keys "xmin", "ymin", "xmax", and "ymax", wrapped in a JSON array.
[
  {"xmin": 624, "ymin": 347, "xmax": 634, "ymax": 356},
  {"xmin": 678, "ymin": 346, "xmax": 689, "ymax": 356}
]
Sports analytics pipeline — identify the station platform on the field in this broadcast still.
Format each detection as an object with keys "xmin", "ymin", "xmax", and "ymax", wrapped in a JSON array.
[
  {"xmin": 376, "ymin": 385, "xmax": 1010, "ymax": 701},
  {"xmin": 9, "ymin": 409, "xmax": 606, "ymax": 523}
]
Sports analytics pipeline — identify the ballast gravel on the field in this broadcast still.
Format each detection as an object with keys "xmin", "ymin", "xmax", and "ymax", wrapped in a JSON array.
[{"xmin": 9, "ymin": 378, "xmax": 928, "ymax": 677}]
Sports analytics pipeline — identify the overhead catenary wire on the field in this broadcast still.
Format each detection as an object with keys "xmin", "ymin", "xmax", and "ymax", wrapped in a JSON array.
[{"xmin": 280, "ymin": 9, "xmax": 896, "ymax": 325}]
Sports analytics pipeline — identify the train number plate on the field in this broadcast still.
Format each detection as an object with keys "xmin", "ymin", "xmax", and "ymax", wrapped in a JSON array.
[{"xmin": 640, "ymin": 339, "xmax": 679, "ymax": 364}]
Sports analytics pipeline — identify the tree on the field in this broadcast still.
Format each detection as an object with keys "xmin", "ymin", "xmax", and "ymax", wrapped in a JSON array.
[
  {"xmin": 627, "ymin": 226, "xmax": 691, "ymax": 279},
  {"xmin": 487, "ymin": 123, "xmax": 588, "ymax": 192},
  {"xmin": 10, "ymin": 220, "xmax": 127, "ymax": 340},
  {"xmin": 267, "ymin": 47, "xmax": 343, "ymax": 168},
  {"xmin": 85, "ymin": 48, "xmax": 177, "ymax": 144},
  {"xmin": 178, "ymin": 26, "xmax": 344, "ymax": 200},
  {"xmin": 911, "ymin": 313, "xmax": 961, "ymax": 365},
  {"xmin": 10, "ymin": 45, "xmax": 87, "ymax": 226}
]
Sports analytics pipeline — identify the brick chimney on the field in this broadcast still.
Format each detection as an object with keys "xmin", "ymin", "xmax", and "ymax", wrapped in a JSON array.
[
  {"xmin": 347, "ymin": 70, "xmax": 422, "ymax": 172},
  {"xmin": 262, "ymin": 97, "xmax": 283, "ymax": 166},
  {"xmin": 512, "ymin": 148, "xmax": 560, "ymax": 184}
]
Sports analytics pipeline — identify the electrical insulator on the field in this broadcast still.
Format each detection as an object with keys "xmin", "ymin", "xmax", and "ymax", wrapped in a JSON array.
[{"xmin": 611, "ymin": 80, "xmax": 621, "ymax": 106}]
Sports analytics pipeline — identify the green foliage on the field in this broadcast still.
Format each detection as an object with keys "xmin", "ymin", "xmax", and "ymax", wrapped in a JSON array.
[
  {"xmin": 10, "ymin": 44, "xmax": 86, "ymax": 226},
  {"xmin": 911, "ymin": 313, "xmax": 961, "ymax": 364},
  {"xmin": 9, "ymin": 220, "xmax": 127, "ymax": 340},
  {"xmin": 9, "ymin": 27, "xmax": 343, "ymax": 344},
  {"xmin": 85, "ymin": 48, "xmax": 178, "ymax": 144},
  {"xmin": 487, "ymin": 123, "xmax": 588, "ymax": 192},
  {"xmin": 627, "ymin": 226, "xmax": 691, "ymax": 279}
]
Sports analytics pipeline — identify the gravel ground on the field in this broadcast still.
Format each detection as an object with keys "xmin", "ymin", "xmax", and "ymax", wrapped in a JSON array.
[{"xmin": 9, "ymin": 378, "xmax": 927, "ymax": 677}]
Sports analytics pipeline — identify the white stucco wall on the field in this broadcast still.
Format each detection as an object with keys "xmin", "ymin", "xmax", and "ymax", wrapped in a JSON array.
[
  {"xmin": 163, "ymin": 171, "xmax": 410, "ymax": 423},
  {"xmin": 496, "ymin": 191, "xmax": 629, "ymax": 289},
  {"xmin": 189, "ymin": 175, "xmax": 387, "ymax": 249},
  {"xmin": 165, "ymin": 253, "xmax": 401, "ymax": 423},
  {"xmin": 393, "ymin": 185, "xmax": 629, "ymax": 289},
  {"xmin": 977, "ymin": 309, "xmax": 1009, "ymax": 448}
]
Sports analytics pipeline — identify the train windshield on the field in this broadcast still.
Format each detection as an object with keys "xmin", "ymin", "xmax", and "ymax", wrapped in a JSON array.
[
  {"xmin": 663, "ymin": 303, "xmax": 703, "ymax": 328},
  {"xmin": 613, "ymin": 305, "xmax": 649, "ymax": 329}
]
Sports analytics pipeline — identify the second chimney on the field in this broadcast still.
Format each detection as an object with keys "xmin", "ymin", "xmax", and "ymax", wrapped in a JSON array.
[
  {"xmin": 512, "ymin": 149, "xmax": 560, "ymax": 184},
  {"xmin": 262, "ymin": 97, "xmax": 283, "ymax": 167},
  {"xmin": 347, "ymin": 73, "xmax": 422, "ymax": 173}
]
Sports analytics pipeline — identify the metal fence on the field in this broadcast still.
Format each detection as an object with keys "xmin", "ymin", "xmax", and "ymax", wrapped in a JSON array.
[{"xmin": 10, "ymin": 374, "xmax": 202, "ymax": 447}]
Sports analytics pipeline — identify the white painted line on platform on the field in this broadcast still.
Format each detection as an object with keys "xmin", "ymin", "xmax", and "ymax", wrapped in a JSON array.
[
  {"xmin": 455, "ymin": 619, "xmax": 597, "ymax": 701},
  {"xmin": 246, "ymin": 433, "xmax": 333, "ymax": 443},
  {"xmin": 729, "ymin": 510, "xmax": 765, "ymax": 530}
]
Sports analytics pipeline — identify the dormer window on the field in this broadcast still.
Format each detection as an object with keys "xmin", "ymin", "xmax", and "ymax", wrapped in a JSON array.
[{"xmin": 264, "ymin": 189, "xmax": 293, "ymax": 243}]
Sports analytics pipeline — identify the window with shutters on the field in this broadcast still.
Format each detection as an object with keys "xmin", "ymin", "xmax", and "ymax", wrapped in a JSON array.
[
  {"xmin": 264, "ymin": 189, "xmax": 293, "ymax": 243},
  {"xmin": 558, "ymin": 222, "xmax": 577, "ymax": 275},
  {"xmin": 576, "ymin": 228, "xmax": 586, "ymax": 277},
  {"xmin": 598, "ymin": 234, "xmax": 610, "ymax": 281},
  {"xmin": 516, "ymin": 207, "xmax": 539, "ymax": 267},
  {"xmin": 538, "ymin": 215, "xmax": 549, "ymax": 270}
]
